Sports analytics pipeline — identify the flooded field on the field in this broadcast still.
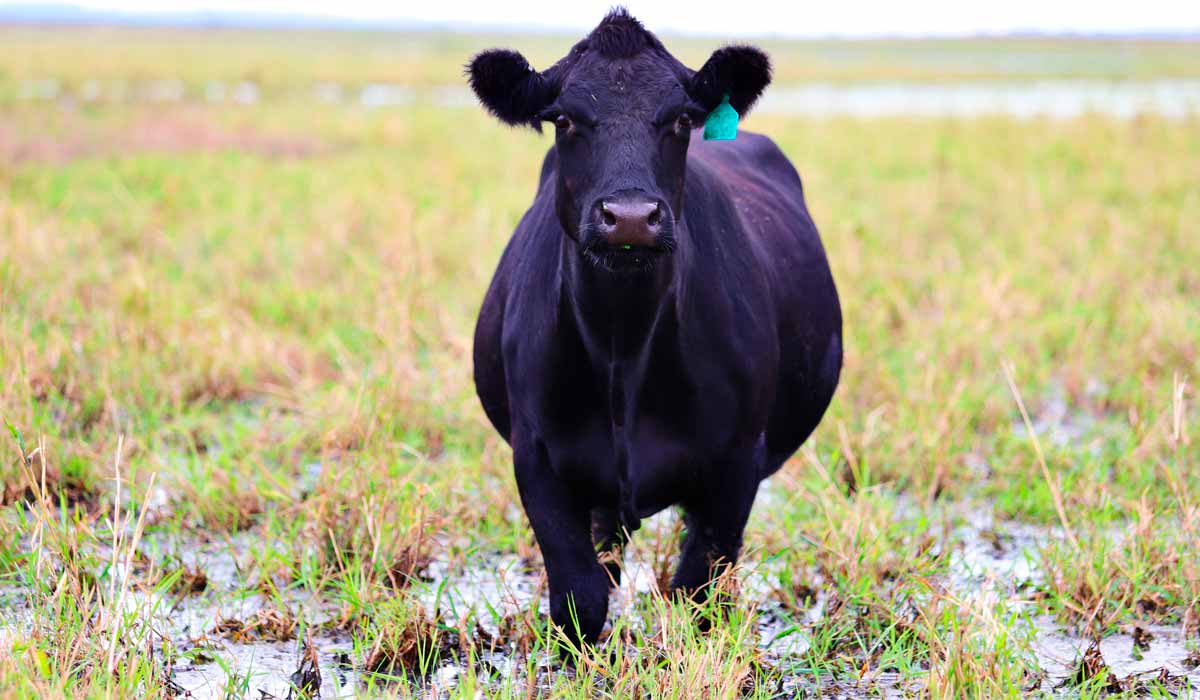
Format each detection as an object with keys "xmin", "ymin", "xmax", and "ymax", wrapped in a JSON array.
[
  {"xmin": 2, "ymin": 26, "xmax": 1198, "ymax": 698},
  {"xmin": 8, "ymin": 77, "xmax": 1200, "ymax": 118}
]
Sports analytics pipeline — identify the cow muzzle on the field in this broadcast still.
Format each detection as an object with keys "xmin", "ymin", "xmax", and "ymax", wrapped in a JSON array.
[{"xmin": 586, "ymin": 193, "xmax": 673, "ymax": 252}]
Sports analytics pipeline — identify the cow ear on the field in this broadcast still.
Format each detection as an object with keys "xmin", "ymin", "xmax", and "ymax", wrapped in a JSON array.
[
  {"xmin": 688, "ymin": 45, "xmax": 771, "ymax": 117},
  {"xmin": 467, "ymin": 49, "xmax": 555, "ymax": 129}
]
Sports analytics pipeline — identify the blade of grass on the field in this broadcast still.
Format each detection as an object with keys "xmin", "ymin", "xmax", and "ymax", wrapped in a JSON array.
[{"xmin": 1001, "ymin": 361, "xmax": 1079, "ymax": 550}]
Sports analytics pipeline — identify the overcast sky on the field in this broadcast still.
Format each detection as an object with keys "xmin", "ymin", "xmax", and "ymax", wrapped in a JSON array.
[{"xmin": 55, "ymin": 0, "xmax": 1200, "ymax": 37}]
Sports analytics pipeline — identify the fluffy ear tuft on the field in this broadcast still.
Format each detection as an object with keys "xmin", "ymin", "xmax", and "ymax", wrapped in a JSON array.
[
  {"xmin": 688, "ymin": 45, "xmax": 772, "ymax": 117},
  {"xmin": 466, "ymin": 49, "xmax": 556, "ymax": 129}
]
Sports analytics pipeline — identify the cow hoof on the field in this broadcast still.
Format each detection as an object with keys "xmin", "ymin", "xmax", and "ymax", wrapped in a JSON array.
[
  {"xmin": 670, "ymin": 583, "xmax": 734, "ymax": 633},
  {"xmin": 550, "ymin": 569, "xmax": 609, "ymax": 648}
]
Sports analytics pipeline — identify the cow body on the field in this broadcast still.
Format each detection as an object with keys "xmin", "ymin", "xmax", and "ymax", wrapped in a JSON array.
[
  {"xmin": 468, "ymin": 9, "xmax": 841, "ymax": 645},
  {"xmin": 474, "ymin": 131, "xmax": 841, "ymax": 636}
]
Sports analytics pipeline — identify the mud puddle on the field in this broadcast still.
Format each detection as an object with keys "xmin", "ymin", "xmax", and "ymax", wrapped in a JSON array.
[
  {"xmin": 1035, "ymin": 619, "xmax": 1200, "ymax": 680},
  {"xmin": 170, "ymin": 635, "xmax": 358, "ymax": 699},
  {"xmin": 948, "ymin": 501, "xmax": 1048, "ymax": 595}
]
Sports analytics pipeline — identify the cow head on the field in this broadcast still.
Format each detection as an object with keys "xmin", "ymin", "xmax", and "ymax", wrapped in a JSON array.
[{"xmin": 468, "ymin": 8, "xmax": 770, "ymax": 272}]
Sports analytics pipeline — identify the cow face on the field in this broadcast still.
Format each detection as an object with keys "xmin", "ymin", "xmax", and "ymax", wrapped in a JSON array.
[{"xmin": 468, "ymin": 9, "xmax": 770, "ymax": 272}]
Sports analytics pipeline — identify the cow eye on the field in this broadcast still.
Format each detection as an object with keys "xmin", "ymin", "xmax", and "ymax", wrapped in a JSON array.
[
  {"xmin": 674, "ymin": 113, "xmax": 692, "ymax": 135},
  {"xmin": 554, "ymin": 115, "xmax": 572, "ymax": 133}
]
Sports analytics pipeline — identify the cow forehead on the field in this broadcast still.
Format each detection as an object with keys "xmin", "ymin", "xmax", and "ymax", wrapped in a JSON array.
[{"xmin": 560, "ymin": 51, "xmax": 683, "ymax": 118}]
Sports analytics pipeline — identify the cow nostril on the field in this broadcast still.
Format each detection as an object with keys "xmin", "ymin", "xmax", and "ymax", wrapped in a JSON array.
[
  {"xmin": 601, "ymin": 205, "xmax": 617, "ymax": 227},
  {"xmin": 646, "ymin": 205, "xmax": 661, "ymax": 227}
]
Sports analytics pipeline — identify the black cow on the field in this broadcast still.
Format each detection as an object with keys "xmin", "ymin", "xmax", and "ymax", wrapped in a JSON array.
[{"xmin": 468, "ymin": 9, "xmax": 842, "ymax": 645}]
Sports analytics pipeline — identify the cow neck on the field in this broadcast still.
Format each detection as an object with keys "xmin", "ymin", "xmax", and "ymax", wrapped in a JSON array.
[
  {"xmin": 562, "ymin": 246, "xmax": 677, "ymax": 364},
  {"xmin": 561, "ymin": 241, "xmax": 677, "ymax": 533}
]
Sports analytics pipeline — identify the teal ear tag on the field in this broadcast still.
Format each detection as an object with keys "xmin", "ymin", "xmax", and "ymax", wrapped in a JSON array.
[{"xmin": 703, "ymin": 94, "xmax": 739, "ymax": 141}]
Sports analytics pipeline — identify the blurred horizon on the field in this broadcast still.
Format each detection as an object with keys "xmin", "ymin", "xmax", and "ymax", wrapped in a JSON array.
[{"xmin": 2, "ymin": 1, "xmax": 1199, "ymax": 39}]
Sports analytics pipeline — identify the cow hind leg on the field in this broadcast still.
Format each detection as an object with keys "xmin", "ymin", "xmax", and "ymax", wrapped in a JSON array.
[
  {"xmin": 671, "ymin": 440, "xmax": 763, "ymax": 614},
  {"xmin": 592, "ymin": 508, "xmax": 628, "ymax": 588}
]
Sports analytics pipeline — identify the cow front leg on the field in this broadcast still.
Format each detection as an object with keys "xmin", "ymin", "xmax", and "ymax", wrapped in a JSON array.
[
  {"xmin": 512, "ymin": 433, "xmax": 609, "ymax": 647},
  {"xmin": 671, "ymin": 442, "xmax": 762, "ymax": 603}
]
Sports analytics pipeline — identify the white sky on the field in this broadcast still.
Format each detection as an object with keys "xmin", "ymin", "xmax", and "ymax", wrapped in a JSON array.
[{"xmin": 60, "ymin": 0, "xmax": 1200, "ymax": 37}]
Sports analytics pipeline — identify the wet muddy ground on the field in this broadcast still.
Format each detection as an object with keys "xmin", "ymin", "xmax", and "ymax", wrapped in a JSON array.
[{"xmin": 15, "ymin": 492, "xmax": 1179, "ymax": 699}]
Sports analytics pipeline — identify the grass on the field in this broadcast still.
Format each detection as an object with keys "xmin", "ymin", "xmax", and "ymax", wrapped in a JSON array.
[{"xmin": 0, "ymin": 26, "xmax": 1198, "ymax": 698}]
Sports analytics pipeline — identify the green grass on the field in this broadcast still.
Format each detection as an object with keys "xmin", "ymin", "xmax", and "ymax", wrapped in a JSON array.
[{"xmin": 0, "ymin": 27, "xmax": 1198, "ymax": 698}]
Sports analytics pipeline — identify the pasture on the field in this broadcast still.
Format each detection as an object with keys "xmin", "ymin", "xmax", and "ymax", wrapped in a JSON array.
[{"xmin": 1, "ymin": 26, "xmax": 1199, "ymax": 698}]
